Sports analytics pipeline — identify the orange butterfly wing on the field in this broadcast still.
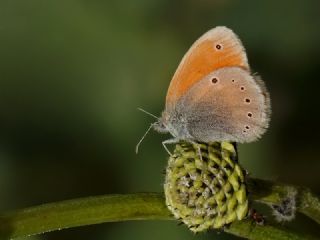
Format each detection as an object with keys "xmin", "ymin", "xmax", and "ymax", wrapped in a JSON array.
[{"xmin": 166, "ymin": 26, "xmax": 250, "ymax": 107}]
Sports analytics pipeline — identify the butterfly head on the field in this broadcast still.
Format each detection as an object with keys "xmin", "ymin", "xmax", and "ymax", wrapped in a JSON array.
[
  {"xmin": 154, "ymin": 111, "xmax": 190, "ymax": 140},
  {"xmin": 152, "ymin": 118, "xmax": 168, "ymax": 134}
]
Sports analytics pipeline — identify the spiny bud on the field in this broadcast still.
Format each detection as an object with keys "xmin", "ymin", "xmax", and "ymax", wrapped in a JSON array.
[
  {"xmin": 271, "ymin": 187, "xmax": 297, "ymax": 222},
  {"xmin": 164, "ymin": 141, "xmax": 248, "ymax": 232}
]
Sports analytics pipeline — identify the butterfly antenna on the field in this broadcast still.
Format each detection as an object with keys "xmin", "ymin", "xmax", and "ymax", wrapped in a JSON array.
[
  {"xmin": 137, "ymin": 108, "xmax": 158, "ymax": 119},
  {"xmin": 135, "ymin": 123, "xmax": 154, "ymax": 154}
]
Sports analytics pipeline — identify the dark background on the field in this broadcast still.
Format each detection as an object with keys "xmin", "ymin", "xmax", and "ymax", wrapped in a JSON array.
[{"xmin": 0, "ymin": 0, "xmax": 319, "ymax": 239}]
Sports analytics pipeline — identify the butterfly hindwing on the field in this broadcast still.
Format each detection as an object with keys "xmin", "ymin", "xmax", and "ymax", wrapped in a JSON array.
[{"xmin": 174, "ymin": 67, "xmax": 270, "ymax": 143}]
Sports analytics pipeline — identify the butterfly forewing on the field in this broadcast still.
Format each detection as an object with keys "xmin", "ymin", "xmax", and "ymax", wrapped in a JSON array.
[{"xmin": 166, "ymin": 27, "xmax": 249, "ymax": 110}]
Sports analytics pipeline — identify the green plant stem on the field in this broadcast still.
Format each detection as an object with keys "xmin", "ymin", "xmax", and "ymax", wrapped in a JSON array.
[
  {"xmin": 0, "ymin": 178, "xmax": 319, "ymax": 239},
  {"xmin": 0, "ymin": 193, "xmax": 171, "ymax": 239},
  {"xmin": 225, "ymin": 219, "xmax": 315, "ymax": 240}
]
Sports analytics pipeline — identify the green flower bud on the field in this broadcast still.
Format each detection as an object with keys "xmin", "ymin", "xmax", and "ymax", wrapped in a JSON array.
[{"xmin": 164, "ymin": 141, "xmax": 248, "ymax": 232}]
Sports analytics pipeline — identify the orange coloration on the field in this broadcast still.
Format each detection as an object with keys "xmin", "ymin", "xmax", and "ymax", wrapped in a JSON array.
[{"xmin": 166, "ymin": 28, "xmax": 249, "ymax": 106}]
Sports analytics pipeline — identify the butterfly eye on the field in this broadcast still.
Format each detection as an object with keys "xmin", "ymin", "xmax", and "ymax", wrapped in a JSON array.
[
  {"xmin": 240, "ymin": 86, "xmax": 245, "ymax": 91},
  {"xmin": 231, "ymin": 79, "xmax": 235, "ymax": 83},
  {"xmin": 247, "ymin": 112, "xmax": 253, "ymax": 118},
  {"xmin": 245, "ymin": 126, "xmax": 250, "ymax": 129},
  {"xmin": 245, "ymin": 98, "xmax": 251, "ymax": 103},
  {"xmin": 215, "ymin": 44, "xmax": 222, "ymax": 50},
  {"xmin": 211, "ymin": 77, "xmax": 219, "ymax": 84}
]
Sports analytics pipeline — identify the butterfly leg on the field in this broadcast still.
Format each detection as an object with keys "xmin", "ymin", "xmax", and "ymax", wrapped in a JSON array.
[
  {"xmin": 162, "ymin": 138, "xmax": 180, "ymax": 156},
  {"xmin": 162, "ymin": 139, "xmax": 202, "ymax": 160},
  {"xmin": 188, "ymin": 140, "xmax": 202, "ymax": 161}
]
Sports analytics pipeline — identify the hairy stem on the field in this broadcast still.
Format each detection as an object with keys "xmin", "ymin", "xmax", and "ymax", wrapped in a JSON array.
[
  {"xmin": 247, "ymin": 178, "xmax": 320, "ymax": 224},
  {"xmin": 0, "ymin": 179, "xmax": 319, "ymax": 239}
]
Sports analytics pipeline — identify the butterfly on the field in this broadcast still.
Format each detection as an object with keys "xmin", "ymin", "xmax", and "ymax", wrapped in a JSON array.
[{"xmin": 136, "ymin": 26, "xmax": 270, "ymax": 154}]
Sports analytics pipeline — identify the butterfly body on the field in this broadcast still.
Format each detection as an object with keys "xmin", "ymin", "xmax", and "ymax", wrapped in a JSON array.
[{"xmin": 137, "ymin": 26, "xmax": 270, "ymax": 154}]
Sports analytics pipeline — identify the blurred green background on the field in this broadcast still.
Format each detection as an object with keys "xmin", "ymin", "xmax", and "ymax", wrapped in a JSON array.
[{"xmin": 0, "ymin": 0, "xmax": 320, "ymax": 239}]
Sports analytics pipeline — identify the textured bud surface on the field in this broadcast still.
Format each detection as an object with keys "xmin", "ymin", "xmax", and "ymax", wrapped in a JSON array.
[{"xmin": 164, "ymin": 142, "xmax": 248, "ymax": 232}]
